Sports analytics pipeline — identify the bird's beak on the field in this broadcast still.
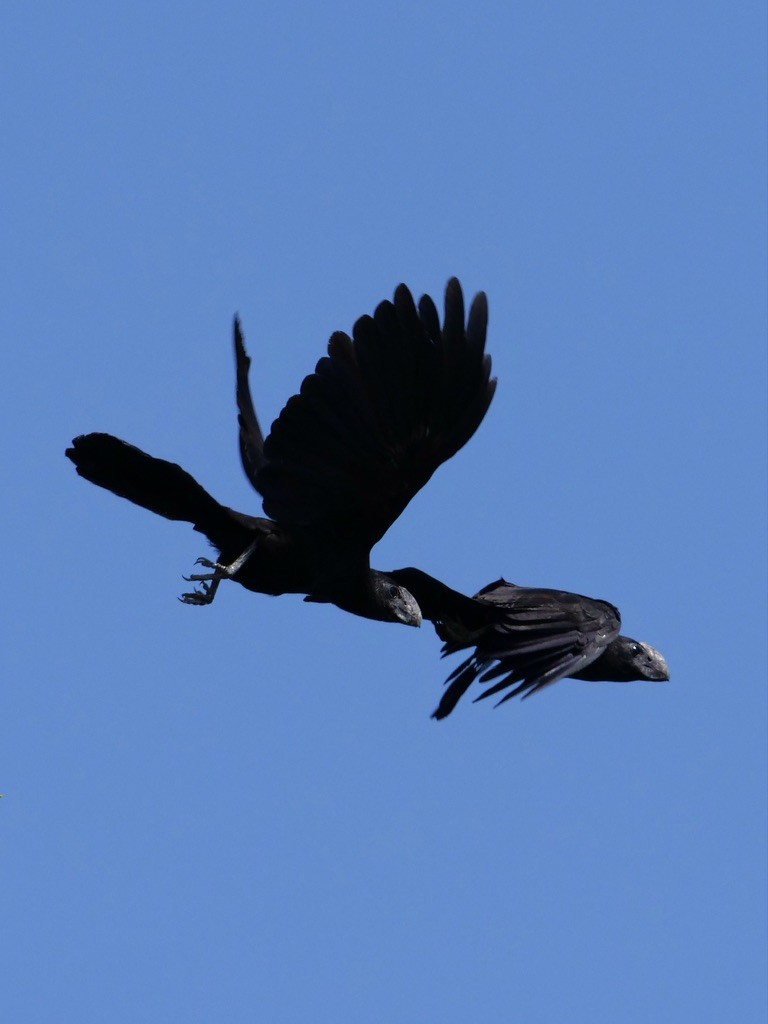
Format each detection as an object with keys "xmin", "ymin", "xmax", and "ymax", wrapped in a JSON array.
[
  {"xmin": 404, "ymin": 601, "xmax": 422, "ymax": 628},
  {"xmin": 647, "ymin": 647, "xmax": 670, "ymax": 681}
]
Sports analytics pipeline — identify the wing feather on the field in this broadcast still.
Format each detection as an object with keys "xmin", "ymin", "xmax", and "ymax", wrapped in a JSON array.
[
  {"xmin": 256, "ymin": 279, "xmax": 495, "ymax": 551},
  {"xmin": 234, "ymin": 317, "xmax": 266, "ymax": 488}
]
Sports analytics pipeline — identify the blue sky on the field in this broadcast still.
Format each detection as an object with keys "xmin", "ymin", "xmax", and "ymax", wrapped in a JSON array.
[{"xmin": 2, "ymin": 2, "xmax": 766, "ymax": 1021}]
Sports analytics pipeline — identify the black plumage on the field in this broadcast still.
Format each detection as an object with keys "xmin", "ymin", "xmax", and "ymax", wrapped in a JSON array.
[
  {"xmin": 385, "ymin": 570, "xmax": 668, "ymax": 718},
  {"xmin": 67, "ymin": 277, "xmax": 669, "ymax": 717},
  {"xmin": 67, "ymin": 279, "xmax": 495, "ymax": 628}
]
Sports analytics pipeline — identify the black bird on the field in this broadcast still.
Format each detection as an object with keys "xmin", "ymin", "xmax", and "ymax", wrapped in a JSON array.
[
  {"xmin": 383, "ymin": 570, "xmax": 669, "ymax": 718},
  {"xmin": 66, "ymin": 279, "xmax": 495, "ymax": 627},
  {"xmin": 230, "ymin": 314, "xmax": 670, "ymax": 717}
]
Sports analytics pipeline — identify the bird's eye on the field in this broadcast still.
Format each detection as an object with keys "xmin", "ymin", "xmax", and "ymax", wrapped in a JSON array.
[
  {"xmin": 630, "ymin": 643, "xmax": 641, "ymax": 655},
  {"xmin": 388, "ymin": 585, "xmax": 399, "ymax": 598}
]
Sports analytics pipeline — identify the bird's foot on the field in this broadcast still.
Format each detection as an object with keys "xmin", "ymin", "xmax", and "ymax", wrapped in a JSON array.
[
  {"xmin": 179, "ymin": 576, "xmax": 221, "ymax": 606},
  {"xmin": 179, "ymin": 558, "xmax": 229, "ymax": 605},
  {"xmin": 178, "ymin": 540, "xmax": 259, "ymax": 606},
  {"xmin": 192, "ymin": 556, "xmax": 221, "ymax": 571}
]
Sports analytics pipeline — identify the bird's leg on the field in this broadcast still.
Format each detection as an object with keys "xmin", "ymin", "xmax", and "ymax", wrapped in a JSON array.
[{"xmin": 179, "ymin": 539, "xmax": 259, "ymax": 606}]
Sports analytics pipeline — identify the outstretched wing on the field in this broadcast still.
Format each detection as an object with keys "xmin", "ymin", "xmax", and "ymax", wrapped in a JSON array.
[
  {"xmin": 433, "ymin": 581, "xmax": 621, "ymax": 719},
  {"xmin": 255, "ymin": 279, "xmax": 495, "ymax": 551}
]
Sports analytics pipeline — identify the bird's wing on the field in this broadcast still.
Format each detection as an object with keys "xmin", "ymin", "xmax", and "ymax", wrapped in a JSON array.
[
  {"xmin": 432, "ymin": 582, "xmax": 621, "ymax": 718},
  {"xmin": 254, "ymin": 279, "xmax": 495, "ymax": 551},
  {"xmin": 234, "ymin": 316, "xmax": 267, "ymax": 489}
]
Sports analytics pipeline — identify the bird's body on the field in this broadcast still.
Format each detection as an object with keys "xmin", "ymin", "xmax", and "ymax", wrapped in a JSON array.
[{"xmin": 66, "ymin": 432, "xmax": 419, "ymax": 621}]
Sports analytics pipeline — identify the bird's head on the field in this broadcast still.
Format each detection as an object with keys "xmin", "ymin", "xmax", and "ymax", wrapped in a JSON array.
[
  {"xmin": 602, "ymin": 636, "xmax": 670, "ymax": 682},
  {"xmin": 371, "ymin": 573, "xmax": 423, "ymax": 628}
]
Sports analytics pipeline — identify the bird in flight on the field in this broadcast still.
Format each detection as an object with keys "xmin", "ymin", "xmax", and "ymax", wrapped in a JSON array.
[
  {"xmin": 66, "ymin": 278, "xmax": 668, "ymax": 716},
  {"xmin": 385, "ymin": 569, "xmax": 669, "ymax": 718},
  {"xmin": 67, "ymin": 280, "xmax": 495, "ymax": 629}
]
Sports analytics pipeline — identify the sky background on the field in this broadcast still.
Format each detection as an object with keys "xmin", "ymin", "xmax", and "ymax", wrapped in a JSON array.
[{"xmin": 2, "ymin": 2, "xmax": 766, "ymax": 1021}]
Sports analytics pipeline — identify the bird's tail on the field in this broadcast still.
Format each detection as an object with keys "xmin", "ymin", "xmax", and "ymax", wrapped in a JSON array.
[{"xmin": 66, "ymin": 433, "xmax": 244, "ymax": 550}]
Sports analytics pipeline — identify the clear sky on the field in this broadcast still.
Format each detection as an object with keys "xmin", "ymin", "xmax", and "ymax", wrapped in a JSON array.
[{"xmin": 2, "ymin": 3, "xmax": 766, "ymax": 1022}]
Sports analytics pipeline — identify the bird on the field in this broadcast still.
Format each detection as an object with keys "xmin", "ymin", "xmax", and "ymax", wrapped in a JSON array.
[
  {"xmin": 66, "ymin": 279, "xmax": 495, "ymax": 628},
  {"xmin": 382, "ymin": 569, "xmax": 669, "ymax": 718}
]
